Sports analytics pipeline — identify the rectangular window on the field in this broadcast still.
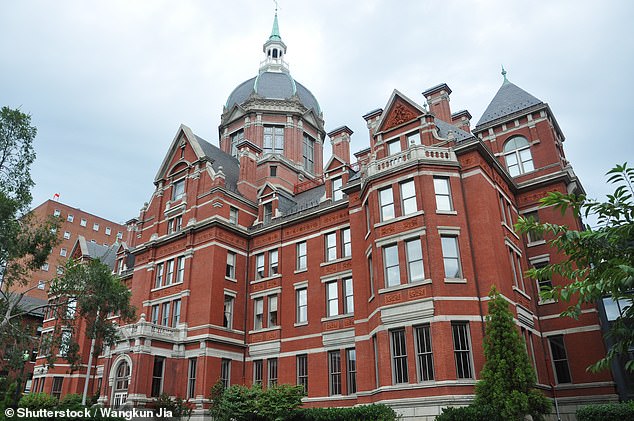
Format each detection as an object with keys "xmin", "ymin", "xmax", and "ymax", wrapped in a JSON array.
[
  {"xmin": 53, "ymin": 209, "xmax": 61, "ymax": 217},
  {"xmin": 151, "ymin": 305, "xmax": 159, "ymax": 324},
  {"xmin": 296, "ymin": 241, "xmax": 307, "ymax": 271},
  {"xmin": 452, "ymin": 322, "xmax": 473, "ymax": 379},
  {"xmin": 368, "ymin": 254, "xmax": 375, "ymax": 295},
  {"xmin": 41, "ymin": 263, "xmax": 49, "ymax": 271},
  {"xmin": 230, "ymin": 130, "xmax": 244, "ymax": 157},
  {"xmin": 325, "ymin": 232, "xmax": 337, "ymax": 262},
  {"xmin": 168, "ymin": 216, "xmax": 182, "ymax": 234},
  {"xmin": 263, "ymin": 202, "xmax": 273, "ymax": 223},
  {"xmin": 176, "ymin": 257, "xmax": 185, "ymax": 283},
  {"xmin": 270, "ymin": 165, "xmax": 277, "ymax": 177},
  {"xmin": 221, "ymin": 358, "xmax": 231, "ymax": 389},
  {"xmin": 433, "ymin": 177, "xmax": 453, "ymax": 211},
  {"xmin": 387, "ymin": 139, "xmax": 401, "ymax": 155},
  {"xmin": 63, "ymin": 231, "xmax": 71, "ymax": 240},
  {"xmin": 343, "ymin": 278, "xmax": 354, "ymax": 314},
  {"xmin": 400, "ymin": 180, "xmax": 417, "ymax": 215},
  {"xmin": 328, "ymin": 351, "xmax": 342, "ymax": 395},
  {"xmin": 525, "ymin": 211, "xmax": 544, "ymax": 243},
  {"xmin": 269, "ymin": 249, "xmax": 278, "ymax": 275},
  {"xmin": 67, "ymin": 214, "xmax": 74, "ymax": 222},
  {"xmin": 93, "ymin": 223, "xmax": 99, "ymax": 231},
  {"xmin": 165, "ymin": 259, "xmax": 175, "ymax": 286},
  {"xmin": 268, "ymin": 358, "xmax": 278, "ymax": 387},
  {"xmin": 229, "ymin": 207, "xmax": 239, "ymax": 225},
  {"xmin": 407, "ymin": 131, "xmax": 421, "ymax": 145},
  {"xmin": 223, "ymin": 295, "xmax": 234, "ymax": 329},
  {"xmin": 155, "ymin": 263, "xmax": 164, "ymax": 288},
  {"xmin": 52, "ymin": 377, "xmax": 63, "ymax": 399},
  {"xmin": 172, "ymin": 299, "xmax": 181, "ymax": 326},
  {"xmin": 161, "ymin": 302, "xmax": 171, "ymax": 326},
  {"xmin": 151, "ymin": 357, "xmax": 165, "ymax": 397},
  {"xmin": 326, "ymin": 281, "xmax": 339, "ymax": 317},
  {"xmin": 226, "ymin": 252, "xmax": 236, "ymax": 279},
  {"xmin": 499, "ymin": 194, "xmax": 508, "ymax": 225},
  {"xmin": 341, "ymin": 228, "xmax": 351, "ymax": 258},
  {"xmin": 415, "ymin": 324, "xmax": 434, "ymax": 381},
  {"xmin": 391, "ymin": 329, "xmax": 409, "ymax": 384},
  {"xmin": 332, "ymin": 177, "xmax": 343, "ymax": 201},
  {"xmin": 253, "ymin": 360, "xmax": 263, "ymax": 385},
  {"xmin": 405, "ymin": 239, "xmax": 424, "ymax": 283},
  {"xmin": 379, "ymin": 187, "xmax": 395, "ymax": 221},
  {"xmin": 187, "ymin": 358, "xmax": 197, "ymax": 399},
  {"xmin": 296, "ymin": 288, "xmax": 307, "ymax": 324},
  {"xmin": 254, "ymin": 298, "xmax": 264, "ymax": 330},
  {"xmin": 534, "ymin": 262, "xmax": 553, "ymax": 298},
  {"xmin": 59, "ymin": 330, "xmax": 71, "ymax": 357},
  {"xmin": 303, "ymin": 134, "xmax": 315, "ymax": 173},
  {"xmin": 60, "ymin": 248, "xmax": 67, "ymax": 257},
  {"xmin": 297, "ymin": 354, "xmax": 308, "ymax": 392},
  {"xmin": 38, "ymin": 280, "xmax": 45, "ymax": 290},
  {"xmin": 80, "ymin": 218, "xmax": 87, "ymax": 227},
  {"xmin": 172, "ymin": 178, "xmax": 185, "ymax": 201},
  {"xmin": 256, "ymin": 254, "xmax": 265, "ymax": 279},
  {"xmin": 549, "ymin": 336, "xmax": 572, "ymax": 384},
  {"xmin": 346, "ymin": 348, "xmax": 357, "ymax": 394},
  {"xmin": 263, "ymin": 126, "xmax": 284, "ymax": 154},
  {"xmin": 268, "ymin": 295, "xmax": 278, "ymax": 327},
  {"xmin": 383, "ymin": 244, "xmax": 400, "ymax": 287},
  {"xmin": 117, "ymin": 231, "xmax": 123, "ymax": 239},
  {"xmin": 105, "ymin": 227, "xmax": 111, "ymax": 235},
  {"xmin": 441, "ymin": 236, "xmax": 462, "ymax": 278}
]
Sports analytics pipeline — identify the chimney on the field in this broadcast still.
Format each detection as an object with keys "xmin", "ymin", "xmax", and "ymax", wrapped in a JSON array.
[
  {"xmin": 327, "ymin": 126, "xmax": 353, "ymax": 165},
  {"xmin": 236, "ymin": 139, "xmax": 262, "ymax": 202},
  {"xmin": 422, "ymin": 83, "xmax": 452, "ymax": 123},
  {"xmin": 451, "ymin": 110, "xmax": 472, "ymax": 133}
]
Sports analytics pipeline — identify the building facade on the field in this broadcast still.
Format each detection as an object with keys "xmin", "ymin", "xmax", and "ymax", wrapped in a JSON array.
[{"xmin": 33, "ymin": 14, "xmax": 617, "ymax": 420}]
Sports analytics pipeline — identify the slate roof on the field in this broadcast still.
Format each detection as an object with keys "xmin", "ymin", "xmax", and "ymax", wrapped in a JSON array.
[
  {"xmin": 195, "ymin": 135, "xmax": 240, "ymax": 191},
  {"xmin": 18, "ymin": 295, "xmax": 47, "ymax": 317},
  {"xmin": 435, "ymin": 118, "xmax": 474, "ymax": 142},
  {"xmin": 476, "ymin": 80, "xmax": 543, "ymax": 128},
  {"xmin": 286, "ymin": 184, "xmax": 325, "ymax": 215},
  {"xmin": 226, "ymin": 72, "xmax": 321, "ymax": 114},
  {"xmin": 84, "ymin": 241, "xmax": 119, "ymax": 270}
]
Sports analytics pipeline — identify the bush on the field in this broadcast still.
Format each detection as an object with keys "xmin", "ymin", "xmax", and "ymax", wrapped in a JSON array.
[
  {"xmin": 290, "ymin": 404, "xmax": 398, "ymax": 421},
  {"xmin": 576, "ymin": 401, "xmax": 634, "ymax": 421},
  {"xmin": 18, "ymin": 392, "xmax": 58, "ymax": 410},
  {"xmin": 435, "ymin": 404, "xmax": 501, "ymax": 421},
  {"xmin": 153, "ymin": 393, "xmax": 193, "ymax": 420}
]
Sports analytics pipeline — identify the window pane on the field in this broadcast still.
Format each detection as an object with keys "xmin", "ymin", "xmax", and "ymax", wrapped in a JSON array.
[
  {"xmin": 406, "ymin": 239, "xmax": 424, "ymax": 282},
  {"xmin": 384, "ymin": 245, "xmax": 400, "ymax": 287},
  {"xmin": 441, "ymin": 236, "xmax": 461, "ymax": 278},
  {"xmin": 379, "ymin": 188, "xmax": 394, "ymax": 221}
]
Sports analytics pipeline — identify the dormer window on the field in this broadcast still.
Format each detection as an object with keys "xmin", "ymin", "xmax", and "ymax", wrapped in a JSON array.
[
  {"xmin": 230, "ymin": 130, "xmax": 244, "ymax": 157},
  {"xmin": 503, "ymin": 136, "xmax": 534, "ymax": 177},
  {"xmin": 172, "ymin": 178, "xmax": 186, "ymax": 201},
  {"xmin": 263, "ymin": 202, "xmax": 273, "ymax": 223},
  {"xmin": 263, "ymin": 126, "xmax": 284, "ymax": 154},
  {"xmin": 332, "ymin": 177, "xmax": 343, "ymax": 201}
]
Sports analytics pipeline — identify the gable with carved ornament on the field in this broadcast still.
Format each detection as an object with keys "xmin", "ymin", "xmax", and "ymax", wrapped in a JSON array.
[{"xmin": 381, "ymin": 98, "xmax": 420, "ymax": 132}]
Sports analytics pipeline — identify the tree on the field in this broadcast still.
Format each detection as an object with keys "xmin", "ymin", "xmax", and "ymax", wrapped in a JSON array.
[
  {"xmin": 47, "ymin": 257, "xmax": 135, "ymax": 402},
  {"xmin": 474, "ymin": 286, "xmax": 551, "ymax": 420},
  {"xmin": 516, "ymin": 163, "xmax": 634, "ymax": 372},
  {"xmin": 0, "ymin": 107, "xmax": 59, "ymax": 378}
]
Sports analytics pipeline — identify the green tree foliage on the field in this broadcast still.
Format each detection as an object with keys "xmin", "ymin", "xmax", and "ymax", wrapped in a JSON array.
[
  {"xmin": 516, "ymin": 163, "xmax": 634, "ymax": 372},
  {"xmin": 0, "ymin": 106, "xmax": 59, "ymax": 375},
  {"xmin": 576, "ymin": 401, "xmax": 634, "ymax": 421},
  {"xmin": 210, "ymin": 383, "xmax": 304, "ymax": 421},
  {"xmin": 47, "ymin": 258, "xmax": 135, "ymax": 369},
  {"xmin": 473, "ymin": 286, "xmax": 551, "ymax": 420}
]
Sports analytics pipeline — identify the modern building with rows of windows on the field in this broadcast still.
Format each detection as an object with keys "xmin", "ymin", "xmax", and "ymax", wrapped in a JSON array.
[{"xmin": 32, "ymin": 13, "xmax": 617, "ymax": 420}]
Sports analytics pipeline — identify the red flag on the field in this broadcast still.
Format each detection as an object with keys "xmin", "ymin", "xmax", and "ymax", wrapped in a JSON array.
[{"xmin": 53, "ymin": 193, "xmax": 60, "ymax": 201}]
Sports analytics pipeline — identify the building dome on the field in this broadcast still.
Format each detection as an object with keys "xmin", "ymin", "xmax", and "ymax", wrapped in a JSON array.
[{"xmin": 225, "ymin": 72, "xmax": 321, "ymax": 114}]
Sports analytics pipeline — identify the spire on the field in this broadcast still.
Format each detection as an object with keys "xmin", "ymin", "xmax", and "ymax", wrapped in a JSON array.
[
  {"xmin": 501, "ymin": 65, "xmax": 509, "ymax": 84},
  {"xmin": 269, "ymin": 11, "xmax": 281, "ymax": 41},
  {"xmin": 261, "ymin": 9, "xmax": 288, "ymax": 73}
]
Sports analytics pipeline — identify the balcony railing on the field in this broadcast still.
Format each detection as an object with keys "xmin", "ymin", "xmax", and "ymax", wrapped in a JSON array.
[{"xmin": 366, "ymin": 144, "xmax": 458, "ymax": 177}]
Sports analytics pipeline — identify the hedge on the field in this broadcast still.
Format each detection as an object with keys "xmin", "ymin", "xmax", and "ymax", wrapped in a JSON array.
[{"xmin": 576, "ymin": 401, "xmax": 634, "ymax": 421}]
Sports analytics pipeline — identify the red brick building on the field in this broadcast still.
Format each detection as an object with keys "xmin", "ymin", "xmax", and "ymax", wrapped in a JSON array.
[{"xmin": 33, "ymin": 14, "xmax": 617, "ymax": 419}]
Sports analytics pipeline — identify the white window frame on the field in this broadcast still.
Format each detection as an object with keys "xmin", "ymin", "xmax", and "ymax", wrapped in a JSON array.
[
  {"xmin": 379, "ymin": 187, "xmax": 395, "ymax": 221},
  {"xmin": 400, "ymin": 179, "xmax": 417, "ymax": 215},
  {"xmin": 433, "ymin": 177, "xmax": 453, "ymax": 211}
]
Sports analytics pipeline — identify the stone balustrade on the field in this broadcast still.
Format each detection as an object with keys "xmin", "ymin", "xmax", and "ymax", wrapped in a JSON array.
[{"xmin": 366, "ymin": 144, "xmax": 458, "ymax": 177}]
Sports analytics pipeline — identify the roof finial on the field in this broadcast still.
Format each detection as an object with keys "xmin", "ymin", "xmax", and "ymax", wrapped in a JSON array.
[
  {"xmin": 501, "ymin": 65, "xmax": 508, "ymax": 83},
  {"xmin": 269, "ymin": 2, "xmax": 281, "ymax": 41}
]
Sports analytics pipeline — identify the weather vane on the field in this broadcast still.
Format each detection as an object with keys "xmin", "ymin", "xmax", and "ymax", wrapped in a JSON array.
[{"xmin": 273, "ymin": 0, "xmax": 279, "ymax": 12}]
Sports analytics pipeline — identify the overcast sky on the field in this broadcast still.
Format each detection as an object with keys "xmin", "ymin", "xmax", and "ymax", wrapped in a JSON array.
[{"xmin": 2, "ymin": 1, "xmax": 633, "ymax": 224}]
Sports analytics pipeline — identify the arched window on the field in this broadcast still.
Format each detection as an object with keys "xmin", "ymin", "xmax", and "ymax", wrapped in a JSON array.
[
  {"xmin": 113, "ymin": 361, "xmax": 130, "ymax": 408},
  {"xmin": 503, "ymin": 136, "xmax": 534, "ymax": 176}
]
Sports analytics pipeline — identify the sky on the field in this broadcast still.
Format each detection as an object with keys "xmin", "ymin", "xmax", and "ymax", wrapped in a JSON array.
[{"xmin": 1, "ymin": 0, "xmax": 633, "ymax": 224}]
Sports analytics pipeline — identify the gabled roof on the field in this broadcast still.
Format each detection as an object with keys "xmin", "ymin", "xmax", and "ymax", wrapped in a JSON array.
[
  {"xmin": 70, "ymin": 236, "xmax": 119, "ymax": 270},
  {"xmin": 375, "ymin": 90, "xmax": 426, "ymax": 134},
  {"xmin": 476, "ymin": 80, "xmax": 543, "ymax": 129},
  {"xmin": 435, "ymin": 118, "xmax": 474, "ymax": 142},
  {"xmin": 154, "ymin": 125, "xmax": 240, "ymax": 192}
]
